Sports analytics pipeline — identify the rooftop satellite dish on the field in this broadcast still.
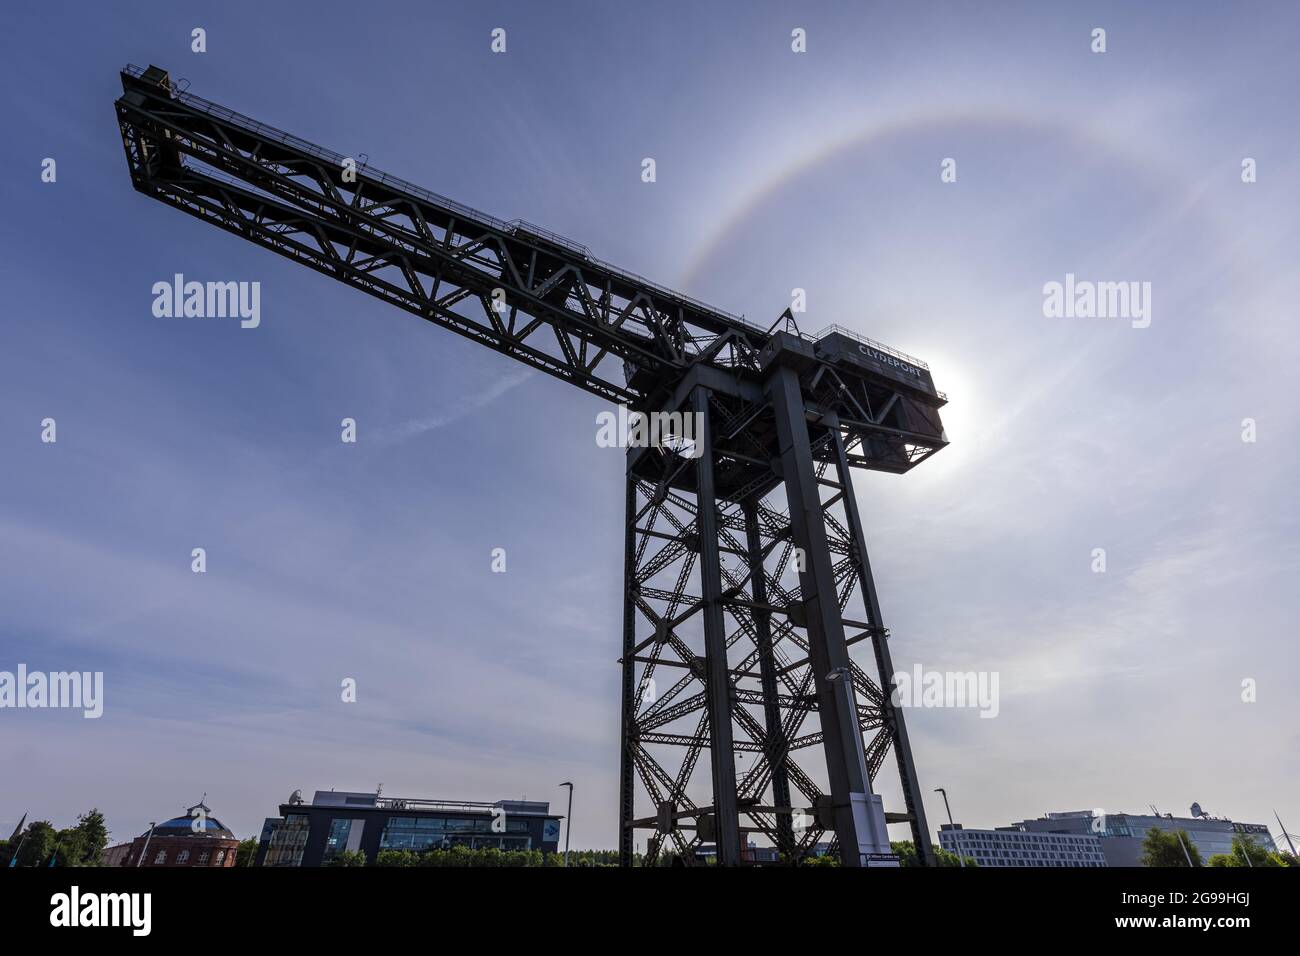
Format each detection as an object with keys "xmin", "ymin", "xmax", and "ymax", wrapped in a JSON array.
[
  {"xmin": 288, "ymin": 789, "xmax": 303, "ymax": 805},
  {"xmin": 1190, "ymin": 802, "xmax": 1205, "ymax": 818}
]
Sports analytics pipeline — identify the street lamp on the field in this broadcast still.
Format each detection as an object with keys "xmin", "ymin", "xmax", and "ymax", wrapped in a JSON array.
[
  {"xmin": 933, "ymin": 788, "xmax": 964, "ymax": 867},
  {"xmin": 559, "ymin": 782, "xmax": 574, "ymax": 868}
]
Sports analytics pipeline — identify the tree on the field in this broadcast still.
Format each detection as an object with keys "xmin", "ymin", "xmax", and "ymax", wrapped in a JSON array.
[
  {"xmin": 12, "ymin": 821, "xmax": 59, "ymax": 867},
  {"xmin": 2, "ymin": 810, "xmax": 108, "ymax": 867},
  {"xmin": 375, "ymin": 849, "xmax": 420, "ymax": 866},
  {"xmin": 327, "ymin": 849, "xmax": 368, "ymax": 867},
  {"xmin": 800, "ymin": 852, "xmax": 840, "ymax": 867},
  {"xmin": 70, "ymin": 809, "xmax": 109, "ymax": 866},
  {"xmin": 935, "ymin": 845, "xmax": 977, "ymax": 867},
  {"xmin": 418, "ymin": 846, "xmax": 545, "ymax": 868},
  {"xmin": 553, "ymin": 848, "xmax": 618, "ymax": 867},
  {"xmin": 52, "ymin": 827, "xmax": 86, "ymax": 867},
  {"xmin": 1139, "ymin": 828, "xmax": 1203, "ymax": 867},
  {"xmin": 1207, "ymin": 835, "xmax": 1287, "ymax": 868},
  {"xmin": 235, "ymin": 838, "xmax": 260, "ymax": 867},
  {"xmin": 891, "ymin": 840, "xmax": 976, "ymax": 867}
]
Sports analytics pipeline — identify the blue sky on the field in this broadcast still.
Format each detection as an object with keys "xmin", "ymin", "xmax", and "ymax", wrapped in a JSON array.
[{"xmin": 2, "ymin": 0, "xmax": 1298, "ymax": 851}]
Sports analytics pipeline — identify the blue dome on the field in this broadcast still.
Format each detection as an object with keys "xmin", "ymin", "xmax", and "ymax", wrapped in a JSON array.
[{"xmin": 146, "ymin": 803, "xmax": 235, "ymax": 839}]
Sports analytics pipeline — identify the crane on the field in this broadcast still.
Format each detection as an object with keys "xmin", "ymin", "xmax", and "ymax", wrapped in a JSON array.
[{"xmin": 115, "ymin": 64, "xmax": 949, "ymax": 867}]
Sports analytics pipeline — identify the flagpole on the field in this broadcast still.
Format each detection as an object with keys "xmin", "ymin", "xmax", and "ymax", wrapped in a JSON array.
[
  {"xmin": 8, "ymin": 830, "xmax": 29, "ymax": 867},
  {"xmin": 136, "ymin": 822, "xmax": 157, "ymax": 867},
  {"xmin": 1275, "ymin": 810, "xmax": 1298, "ymax": 857}
]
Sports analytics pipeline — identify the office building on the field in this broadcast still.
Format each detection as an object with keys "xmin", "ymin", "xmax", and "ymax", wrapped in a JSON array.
[
  {"xmin": 1009, "ymin": 808, "xmax": 1278, "ymax": 867},
  {"xmin": 938, "ymin": 824, "xmax": 1107, "ymax": 867},
  {"xmin": 256, "ymin": 789, "xmax": 563, "ymax": 866}
]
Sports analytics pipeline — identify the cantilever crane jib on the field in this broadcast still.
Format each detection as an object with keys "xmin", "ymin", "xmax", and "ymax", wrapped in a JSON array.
[{"xmin": 114, "ymin": 64, "xmax": 944, "ymax": 471}]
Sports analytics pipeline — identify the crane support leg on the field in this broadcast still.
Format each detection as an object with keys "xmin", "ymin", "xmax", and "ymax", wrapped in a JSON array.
[
  {"xmin": 619, "ymin": 472, "xmax": 639, "ymax": 867},
  {"xmin": 765, "ymin": 365, "xmax": 877, "ymax": 866},
  {"xmin": 828, "ymin": 424, "xmax": 935, "ymax": 866},
  {"xmin": 692, "ymin": 387, "xmax": 743, "ymax": 865},
  {"xmin": 618, "ymin": 370, "xmax": 933, "ymax": 865}
]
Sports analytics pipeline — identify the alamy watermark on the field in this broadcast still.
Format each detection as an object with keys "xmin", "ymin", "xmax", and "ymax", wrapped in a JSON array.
[
  {"xmin": 890, "ymin": 665, "xmax": 999, "ymax": 718},
  {"xmin": 596, "ymin": 405, "xmax": 704, "ymax": 458},
  {"xmin": 50, "ymin": 886, "xmax": 150, "ymax": 936},
  {"xmin": 1042, "ymin": 273, "xmax": 1151, "ymax": 329},
  {"xmin": 151, "ymin": 273, "xmax": 261, "ymax": 328},
  {"xmin": 0, "ymin": 665, "xmax": 103, "ymax": 718}
]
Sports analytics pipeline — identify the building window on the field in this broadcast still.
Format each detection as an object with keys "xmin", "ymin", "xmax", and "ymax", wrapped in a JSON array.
[
  {"xmin": 153, "ymin": 850, "xmax": 167, "ymax": 864},
  {"xmin": 177, "ymin": 850, "xmax": 190, "ymax": 864},
  {"xmin": 441, "ymin": 817, "xmax": 489, "ymax": 833},
  {"xmin": 265, "ymin": 817, "xmax": 311, "ymax": 867},
  {"xmin": 379, "ymin": 815, "xmax": 514, "ymax": 853},
  {"xmin": 215, "ymin": 849, "xmax": 226, "ymax": 865},
  {"xmin": 324, "ymin": 818, "xmax": 358, "ymax": 863},
  {"xmin": 382, "ymin": 819, "xmax": 442, "ymax": 851},
  {"xmin": 198, "ymin": 851, "xmax": 209, "ymax": 864}
]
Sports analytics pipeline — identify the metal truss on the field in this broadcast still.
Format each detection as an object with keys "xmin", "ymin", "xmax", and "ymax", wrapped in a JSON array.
[
  {"xmin": 115, "ymin": 65, "xmax": 773, "ymax": 408},
  {"xmin": 115, "ymin": 65, "xmax": 946, "ymax": 867},
  {"xmin": 620, "ymin": 375, "xmax": 934, "ymax": 866}
]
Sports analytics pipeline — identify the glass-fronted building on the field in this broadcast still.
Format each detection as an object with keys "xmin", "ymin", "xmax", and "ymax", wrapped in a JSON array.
[{"xmin": 255, "ymin": 790, "xmax": 564, "ymax": 866}]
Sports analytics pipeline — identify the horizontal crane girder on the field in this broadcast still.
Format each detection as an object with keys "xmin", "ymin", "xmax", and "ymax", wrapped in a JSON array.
[{"xmin": 115, "ymin": 65, "xmax": 775, "ymax": 407}]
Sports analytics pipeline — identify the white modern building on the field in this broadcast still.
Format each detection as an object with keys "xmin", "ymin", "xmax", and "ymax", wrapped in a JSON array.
[
  {"xmin": 938, "ymin": 824, "xmax": 1107, "ymax": 867},
  {"xmin": 1009, "ymin": 809, "xmax": 1278, "ymax": 867}
]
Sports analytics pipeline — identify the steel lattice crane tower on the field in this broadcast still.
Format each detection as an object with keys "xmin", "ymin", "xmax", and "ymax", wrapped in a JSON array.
[{"xmin": 115, "ymin": 65, "xmax": 949, "ymax": 867}]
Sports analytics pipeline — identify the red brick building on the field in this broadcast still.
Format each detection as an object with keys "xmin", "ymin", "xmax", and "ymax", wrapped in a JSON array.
[
  {"xmin": 120, "ymin": 801, "xmax": 239, "ymax": 867},
  {"xmin": 103, "ymin": 842, "xmax": 131, "ymax": 867}
]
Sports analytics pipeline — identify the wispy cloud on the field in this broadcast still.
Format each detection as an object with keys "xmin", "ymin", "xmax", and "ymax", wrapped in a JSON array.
[{"xmin": 372, "ymin": 368, "xmax": 534, "ymax": 444}]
